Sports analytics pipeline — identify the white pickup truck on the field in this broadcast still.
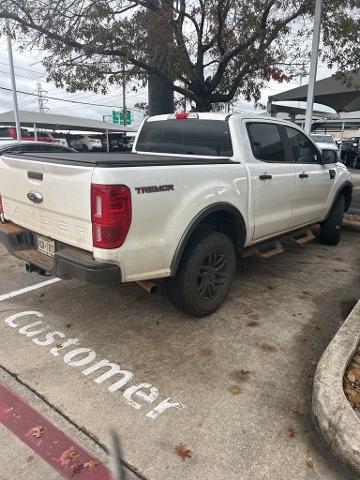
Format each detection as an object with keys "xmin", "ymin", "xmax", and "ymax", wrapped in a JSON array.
[{"xmin": 0, "ymin": 113, "xmax": 353, "ymax": 316}]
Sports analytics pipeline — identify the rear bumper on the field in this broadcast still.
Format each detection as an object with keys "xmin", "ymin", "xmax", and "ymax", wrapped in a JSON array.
[{"xmin": 0, "ymin": 222, "xmax": 121, "ymax": 284}]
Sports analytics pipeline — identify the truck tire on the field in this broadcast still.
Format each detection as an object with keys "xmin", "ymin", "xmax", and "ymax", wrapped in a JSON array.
[
  {"xmin": 319, "ymin": 195, "xmax": 345, "ymax": 246},
  {"xmin": 166, "ymin": 231, "xmax": 236, "ymax": 316}
]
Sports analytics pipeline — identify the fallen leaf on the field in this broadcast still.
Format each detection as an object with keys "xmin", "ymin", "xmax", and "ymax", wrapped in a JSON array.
[
  {"xmin": 175, "ymin": 443, "xmax": 192, "ymax": 461},
  {"xmin": 347, "ymin": 370, "xmax": 357, "ymax": 383},
  {"xmin": 83, "ymin": 459, "xmax": 101, "ymax": 471},
  {"xmin": 304, "ymin": 447, "xmax": 311, "ymax": 454},
  {"xmin": 306, "ymin": 459, "xmax": 315, "ymax": 469},
  {"xmin": 31, "ymin": 426, "xmax": 44, "ymax": 438},
  {"xmin": 199, "ymin": 348, "xmax": 212, "ymax": 357},
  {"xmin": 59, "ymin": 446, "xmax": 80, "ymax": 466},
  {"xmin": 227, "ymin": 385, "xmax": 241, "ymax": 395},
  {"xmin": 288, "ymin": 427, "xmax": 296, "ymax": 438}
]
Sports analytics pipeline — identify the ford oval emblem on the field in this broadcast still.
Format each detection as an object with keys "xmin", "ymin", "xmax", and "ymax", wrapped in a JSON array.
[{"xmin": 27, "ymin": 191, "xmax": 43, "ymax": 204}]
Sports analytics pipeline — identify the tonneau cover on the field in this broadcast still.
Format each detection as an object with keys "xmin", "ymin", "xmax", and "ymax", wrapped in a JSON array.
[{"xmin": 1, "ymin": 152, "xmax": 235, "ymax": 167}]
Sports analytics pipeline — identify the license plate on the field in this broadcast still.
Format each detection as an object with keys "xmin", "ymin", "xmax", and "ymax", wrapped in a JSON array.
[{"xmin": 37, "ymin": 235, "xmax": 55, "ymax": 258}]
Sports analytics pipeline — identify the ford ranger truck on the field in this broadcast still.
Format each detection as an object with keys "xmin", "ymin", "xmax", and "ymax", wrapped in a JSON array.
[{"xmin": 0, "ymin": 113, "xmax": 353, "ymax": 316}]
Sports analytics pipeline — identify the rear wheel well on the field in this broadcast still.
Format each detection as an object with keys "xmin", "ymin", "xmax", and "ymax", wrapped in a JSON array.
[
  {"xmin": 195, "ymin": 211, "xmax": 245, "ymax": 251},
  {"xmin": 171, "ymin": 207, "xmax": 246, "ymax": 275}
]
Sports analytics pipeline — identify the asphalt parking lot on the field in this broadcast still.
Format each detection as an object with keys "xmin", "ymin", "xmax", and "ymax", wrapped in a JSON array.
[{"xmin": 0, "ymin": 230, "xmax": 360, "ymax": 480}]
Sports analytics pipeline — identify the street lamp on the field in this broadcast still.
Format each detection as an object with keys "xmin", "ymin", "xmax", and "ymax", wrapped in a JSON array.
[
  {"xmin": 6, "ymin": 20, "xmax": 21, "ymax": 141},
  {"xmin": 304, "ymin": 0, "xmax": 323, "ymax": 134}
]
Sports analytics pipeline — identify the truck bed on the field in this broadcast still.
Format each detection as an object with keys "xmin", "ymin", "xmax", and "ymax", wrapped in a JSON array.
[{"xmin": 5, "ymin": 152, "xmax": 235, "ymax": 167}]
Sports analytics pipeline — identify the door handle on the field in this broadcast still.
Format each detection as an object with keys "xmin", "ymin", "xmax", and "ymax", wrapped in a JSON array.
[
  {"xmin": 259, "ymin": 174, "xmax": 272, "ymax": 180},
  {"xmin": 329, "ymin": 169, "xmax": 336, "ymax": 180},
  {"xmin": 299, "ymin": 172, "xmax": 309, "ymax": 179}
]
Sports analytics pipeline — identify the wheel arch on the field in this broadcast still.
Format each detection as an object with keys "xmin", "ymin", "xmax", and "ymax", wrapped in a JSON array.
[
  {"xmin": 324, "ymin": 181, "xmax": 353, "ymax": 221},
  {"xmin": 170, "ymin": 203, "xmax": 247, "ymax": 276}
]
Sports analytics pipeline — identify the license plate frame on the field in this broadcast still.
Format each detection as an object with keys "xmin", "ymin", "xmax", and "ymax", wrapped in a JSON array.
[{"xmin": 36, "ymin": 234, "xmax": 56, "ymax": 258}]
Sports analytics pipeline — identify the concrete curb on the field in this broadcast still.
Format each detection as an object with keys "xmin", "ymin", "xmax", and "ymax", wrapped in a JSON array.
[
  {"xmin": 343, "ymin": 220, "xmax": 360, "ymax": 233},
  {"xmin": 313, "ymin": 300, "xmax": 360, "ymax": 478}
]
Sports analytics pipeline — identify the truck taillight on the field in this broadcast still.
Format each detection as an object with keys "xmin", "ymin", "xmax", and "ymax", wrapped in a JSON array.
[{"xmin": 91, "ymin": 184, "xmax": 132, "ymax": 249}]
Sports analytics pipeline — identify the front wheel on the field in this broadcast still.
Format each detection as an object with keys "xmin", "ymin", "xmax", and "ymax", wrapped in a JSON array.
[
  {"xmin": 166, "ymin": 231, "xmax": 236, "ymax": 316},
  {"xmin": 319, "ymin": 195, "xmax": 345, "ymax": 246}
]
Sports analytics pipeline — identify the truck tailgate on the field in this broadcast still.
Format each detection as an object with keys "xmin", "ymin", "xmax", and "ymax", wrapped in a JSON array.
[{"xmin": 0, "ymin": 154, "xmax": 94, "ymax": 251}]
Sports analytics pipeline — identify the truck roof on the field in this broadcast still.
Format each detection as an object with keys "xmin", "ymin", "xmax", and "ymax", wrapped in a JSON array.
[{"xmin": 146, "ymin": 111, "xmax": 298, "ymax": 125}]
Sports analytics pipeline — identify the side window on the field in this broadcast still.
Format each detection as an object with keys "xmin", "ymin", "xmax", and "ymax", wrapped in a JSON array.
[
  {"xmin": 247, "ymin": 123, "xmax": 286, "ymax": 162},
  {"xmin": 285, "ymin": 127, "xmax": 320, "ymax": 164}
]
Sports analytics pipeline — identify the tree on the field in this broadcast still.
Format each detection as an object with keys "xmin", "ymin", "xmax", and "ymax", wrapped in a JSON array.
[{"xmin": 1, "ymin": 0, "xmax": 359, "ymax": 112}]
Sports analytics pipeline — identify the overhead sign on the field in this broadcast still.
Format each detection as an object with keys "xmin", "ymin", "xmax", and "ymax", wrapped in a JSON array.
[{"xmin": 112, "ymin": 110, "xmax": 133, "ymax": 125}]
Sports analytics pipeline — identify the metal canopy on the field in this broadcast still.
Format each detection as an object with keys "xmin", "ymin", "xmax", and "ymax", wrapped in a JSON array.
[
  {"xmin": 269, "ymin": 71, "xmax": 360, "ymax": 113},
  {"xmin": 311, "ymin": 117, "xmax": 360, "ymax": 132},
  {"xmin": 0, "ymin": 110, "xmax": 137, "ymax": 133}
]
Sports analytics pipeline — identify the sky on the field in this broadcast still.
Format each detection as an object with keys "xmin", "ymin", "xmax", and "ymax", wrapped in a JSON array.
[{"xmin": 0, "ymin": 36, "xmax": 335, "ymax": 130}]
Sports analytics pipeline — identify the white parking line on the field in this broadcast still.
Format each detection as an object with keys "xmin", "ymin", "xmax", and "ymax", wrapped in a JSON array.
[{"xmin": 0, "ymin": 278, "xmax": 61, "ymax": 303}]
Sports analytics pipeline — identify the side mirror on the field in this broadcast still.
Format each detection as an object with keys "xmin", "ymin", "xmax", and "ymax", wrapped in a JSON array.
[{"xmin": 321, "ymin": 149, "xmax": 338, "ymax": 164}]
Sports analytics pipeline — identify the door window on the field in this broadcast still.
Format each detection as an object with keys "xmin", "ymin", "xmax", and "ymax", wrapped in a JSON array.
[
  {"xmin": 285, "ymin": 127, "xmax": 320, "ymax": 164},
  {"xmin": 247, "ymin": 123, "xmax": 286, "ymax": 162}
]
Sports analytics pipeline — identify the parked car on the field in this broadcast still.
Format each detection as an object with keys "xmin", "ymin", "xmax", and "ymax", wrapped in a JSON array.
[
  {"xmin": 310, "ymin": 134, "xmax": 338, "ymax": 154},
  {"xmin": 0, "ymin": 141, "xmax": 77, "ymax": 155},
  {"xmin": 68, "ymin": 135, "xmax": 102, "ymax": 152},
  {"xmin": 340, "ymin": 141, "xmax": 360, "ymax": 168},
  {"xmin": 98, "ymin": 133, "xmax": 129, "ymax": 152},
  {"xmin": 75, "ymin": 135, "xmax": 103, "ymax": 152},
  {"xmin": 0, "ymin": 113, "xmax": 352, "ymax": 316},
  {"xmin": 50, "ymin": 132, "xmax": 69, "ymax": 147},
  {"xmin": 0, "ymin": 127, "xmax": 32, "ymax": 144}
]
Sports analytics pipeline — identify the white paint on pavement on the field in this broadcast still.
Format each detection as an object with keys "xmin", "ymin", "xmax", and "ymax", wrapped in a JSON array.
[
  {"xmin": 3, "ymin": 310, "xmax": 185, "ymax": 419},
  {"xmin": 0, "ymin": 278, "xmax": 61, "ymax": 303}
]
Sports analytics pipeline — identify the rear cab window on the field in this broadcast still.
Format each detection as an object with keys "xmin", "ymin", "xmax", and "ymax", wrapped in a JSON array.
[
  {"xmin": 136, "ymin": 119, "xmax": 233, "ymax": 156},
  {"xmin": 246, "ymin": 122, "xmax": 286, "ymax": 162}
]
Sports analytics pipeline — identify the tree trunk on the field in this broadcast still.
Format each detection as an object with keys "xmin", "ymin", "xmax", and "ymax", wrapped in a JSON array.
[
  {"xmin": 195, "ymin": 100, "xmax": 213, "ymax": 112},
  {"xmin": 147, "ymin": 0, "xmax": 174, "ymax": 116},
  {"xmin": 148, "ymin": 74, "xmax": 174, "ymax": 116}
]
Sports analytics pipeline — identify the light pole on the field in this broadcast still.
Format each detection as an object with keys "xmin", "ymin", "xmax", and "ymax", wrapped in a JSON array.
[
  {"xmin": 304, "ymin": 0, "xmax": 323, "ymax": 134},
  {"xmin": 6, "ymin": 21, "xmax": 21, "ymax": 141}
]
